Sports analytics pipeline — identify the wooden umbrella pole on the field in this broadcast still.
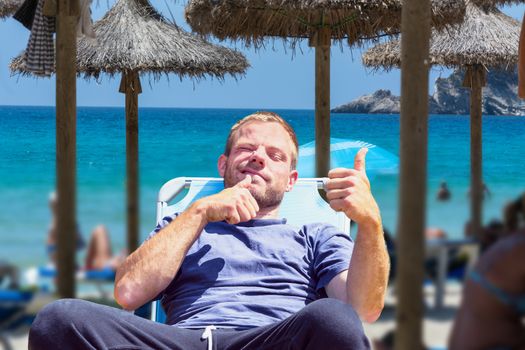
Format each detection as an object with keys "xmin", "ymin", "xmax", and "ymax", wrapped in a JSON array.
[
  {"xmin": 395, "ymin": 0, "xmax": 431, "ymax": 348},
  {"xmin": 120, "ymin": 70, "xmax": 141, "ymax": 254},
  {"xmin": 465, "ymin": 65, "xmax": 485, "ymax": 240},
  {"xmin": 310, "ymin": 27, "xmax": 331, "ymax": 177},
  {"xmin": 55, "ymin": 0, "xmax": 79, "ymax": 298}
]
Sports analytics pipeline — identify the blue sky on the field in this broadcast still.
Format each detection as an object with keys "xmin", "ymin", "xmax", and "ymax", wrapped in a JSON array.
[{"xmin": 0, "ymin": 2, "xmax": 523, "ymax": 109}]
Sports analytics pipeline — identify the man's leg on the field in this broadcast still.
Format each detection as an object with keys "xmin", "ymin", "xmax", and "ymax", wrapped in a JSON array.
[
  {"xmin": 29, "ymin": 299, "xmax": 206, "ymax": 350},
  {"xmin": 216, "ymin": 298, "xmax": 370, "ymax": 350}
]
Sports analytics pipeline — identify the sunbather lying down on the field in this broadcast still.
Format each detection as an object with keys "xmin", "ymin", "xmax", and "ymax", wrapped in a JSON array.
[
  {"xmin": 449, "ymin": 232, "xmax": 525, "ymax": 350},
  {"xmin": 47, "ymin": 192, "xmax": 125, "ymax": 271}
]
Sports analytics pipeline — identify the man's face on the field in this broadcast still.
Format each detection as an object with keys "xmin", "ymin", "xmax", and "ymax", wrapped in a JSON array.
[{"xmin": 218, "ymin": 121, "xmax": 298, "ymax": 209}]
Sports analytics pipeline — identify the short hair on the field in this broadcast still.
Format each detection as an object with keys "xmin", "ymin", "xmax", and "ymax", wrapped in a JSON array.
[{"xmin": 224, "ymin": 111, "xmax": 299, "ymax": 169}]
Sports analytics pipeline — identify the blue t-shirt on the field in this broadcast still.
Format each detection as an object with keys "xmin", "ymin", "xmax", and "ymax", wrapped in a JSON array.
[{"xmin": 148, "ymin": 215, "xmax": 354, "ymax": 329}]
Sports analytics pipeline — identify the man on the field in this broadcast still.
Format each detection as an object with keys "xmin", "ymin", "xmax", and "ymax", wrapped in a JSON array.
[{"xmin": 29, "ymin": 112, "xmax": 389, "ymax": 350}]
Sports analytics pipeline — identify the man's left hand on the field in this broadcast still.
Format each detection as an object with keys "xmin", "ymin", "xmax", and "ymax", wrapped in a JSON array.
[{"xmin": 325, "ymin": 148, "xmax": 381, "ymax": 228}]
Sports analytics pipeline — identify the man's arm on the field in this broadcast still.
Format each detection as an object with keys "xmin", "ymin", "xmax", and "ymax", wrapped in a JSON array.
[
  {"xmin": 346, "ymin": 220, "xmax": 389, "ymax": 322},
  {"xmin": 114, "ymin": 176, "xmax": 258, "ymax": 310},
  {"xmin": 114, "ymin": 204, "xmax": 208, "ymax": 310},
  {"xmin": 324, "ymin": 148, "xmax": 390, "ymax": 323}
]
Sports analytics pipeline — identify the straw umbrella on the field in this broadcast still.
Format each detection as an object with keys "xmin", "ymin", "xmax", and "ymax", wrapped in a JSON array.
[
  {"xmin": 12, "ymin": 0, "xmax": 248, "ymax": 296},
  {"xmin": 185, "ymin": 0, "xmax": 466, "ymax": 177},
  {"xmin": 0, "ymin": 0, "xmax": 20, "ymax": 18},
  {"xmin": 363, "ymin": 2, "xmax": 520, "ymax": 240}
]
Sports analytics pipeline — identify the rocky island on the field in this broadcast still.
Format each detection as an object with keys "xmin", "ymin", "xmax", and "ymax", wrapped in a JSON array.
[{"xmin": 332, "ymin": 69, "xmax": 525, "ymax": 116}]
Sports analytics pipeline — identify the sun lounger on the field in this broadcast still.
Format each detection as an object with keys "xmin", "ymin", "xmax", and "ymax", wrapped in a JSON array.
[
  {"xmin": 145, "ymin": 177, "xmax": 350, "ymax": 323},
  {"xmin": 36, "ymin": 265, "xmax": 115, "ymax": 281},
  {"xmin": 24, "ymin": 264, "xmax": 115, "ymax": 299},
  {"xmin": 0, "ymin": 263, "xmax": 35, "ymax": 350},
  {"xmin": 0, "ymin": 289, "xmax": 34, "ymax": 328}
]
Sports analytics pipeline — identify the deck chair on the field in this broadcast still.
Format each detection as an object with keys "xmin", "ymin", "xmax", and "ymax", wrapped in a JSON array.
[
  {"xmin": 0, "ymin": 289, "xmax": 34, "ymax": 350},
  {"xmin": 24, "ymin": 265, "xmax": 115, "ymax": 299},
  {"xmin": 148, "ymin": 177, "xmax": 351, "ymax": 323},
  {"xmin": 0, "ymin": 262, "xmax": 35, "ymax": 350}
]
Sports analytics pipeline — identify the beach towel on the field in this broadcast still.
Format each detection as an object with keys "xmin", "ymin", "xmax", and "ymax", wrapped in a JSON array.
[{"xmin": 23, "ymin": 0, "xmax": 55, "ymax": 77}]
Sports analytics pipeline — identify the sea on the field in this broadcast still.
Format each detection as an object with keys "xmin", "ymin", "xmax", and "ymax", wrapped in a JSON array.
[{"xmin": 1, "ymin": 105, "xmax": 524, "ymax": 268}]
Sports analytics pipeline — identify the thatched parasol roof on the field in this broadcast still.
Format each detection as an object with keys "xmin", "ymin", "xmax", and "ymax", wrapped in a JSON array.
[
  {"xmin": 470, "ymin": 0, "xmax": 524, "ymax": 8},
  {"xmin": 0, "ymin": 0, "xmax": 21, "ymax": 18},
  {"xmin": 11, "ymin": 0, "xmax": 249, "ymax": 79},
  {"xmin": 362, "ymin": 2, "xmax": 520, "ymax": 70},
  {"xmin": 185, "ymin": 0, "xmax": 466, "ymax": 47}
]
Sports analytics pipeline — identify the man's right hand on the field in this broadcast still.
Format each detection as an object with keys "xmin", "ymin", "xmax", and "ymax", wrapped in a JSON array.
[{"xmin": 196, "ymin": 175, "xmax": 259, "ymax": 224}]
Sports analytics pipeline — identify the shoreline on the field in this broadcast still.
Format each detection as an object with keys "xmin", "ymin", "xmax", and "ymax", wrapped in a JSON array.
[{"xmin": 2, "ymin": 105, "xmax": 525, "ymax": 117}]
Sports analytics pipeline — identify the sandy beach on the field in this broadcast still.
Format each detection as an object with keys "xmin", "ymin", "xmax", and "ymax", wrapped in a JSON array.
[
  {"xmin": 2, "ymin": 282, "xmax": 463, "ymax": 350},
  {"xmin": 364, "ymin": 282, "xmax": 463, "ymax": 349}
]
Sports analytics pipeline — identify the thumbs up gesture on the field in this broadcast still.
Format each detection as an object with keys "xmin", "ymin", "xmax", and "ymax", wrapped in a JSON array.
[{"xmin": 325, "ymin": 148, "xmax": 381, "ymax": 227}]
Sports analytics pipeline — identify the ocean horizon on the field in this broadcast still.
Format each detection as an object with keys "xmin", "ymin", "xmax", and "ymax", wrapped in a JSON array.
[{"xmin": 1, "ymin": 105, "xmax": 524, "ymax": 268}]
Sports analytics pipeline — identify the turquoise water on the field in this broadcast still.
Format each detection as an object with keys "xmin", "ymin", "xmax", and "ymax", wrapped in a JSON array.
[{"xmin": 1, "ymin": 106, "xmax": 524, "ymax": 267}]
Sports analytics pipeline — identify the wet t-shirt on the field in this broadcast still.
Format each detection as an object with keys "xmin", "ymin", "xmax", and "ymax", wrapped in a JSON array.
[{"xmin": 148, "ymin": 216, "xmax": 353, "ymax": 329}]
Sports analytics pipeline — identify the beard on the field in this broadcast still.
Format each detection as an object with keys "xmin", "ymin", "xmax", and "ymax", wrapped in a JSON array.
[
  {"xmin": 249, "ymin": 186, "xmax": 284, "ymax": 209},
  {"xmin": 223, "ymin": 166, "xmax": 285, "ymax": 210}
]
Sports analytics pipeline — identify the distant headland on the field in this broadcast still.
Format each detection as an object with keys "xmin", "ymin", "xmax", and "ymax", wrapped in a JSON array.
[{"xmin": 332, "ymin": 69, "xmax": 525, "ymax": 116}]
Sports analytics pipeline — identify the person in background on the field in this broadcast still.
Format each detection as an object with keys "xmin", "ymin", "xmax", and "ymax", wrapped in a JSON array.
[
  {"xmin": 47, "ymin": 192, "xmax": 124, "ymax": 271},
  {"xmin": 436, "ymin": 181, "xmax": 451, "ymax": 201},
  {"xmin": 449, "ymin": 232, "xmax": 525, "ymax": 349}
]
